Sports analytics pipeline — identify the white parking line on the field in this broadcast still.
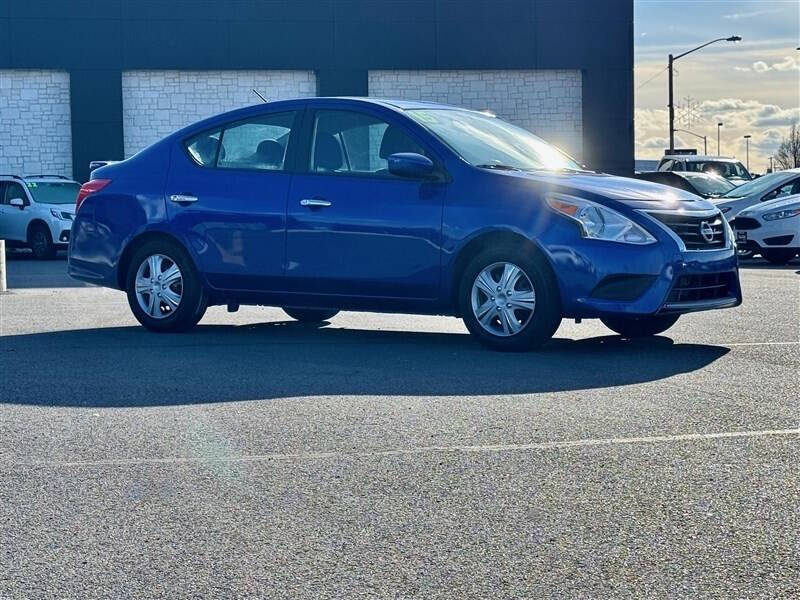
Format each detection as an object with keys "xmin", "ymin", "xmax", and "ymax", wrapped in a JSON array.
[{"xmin": 6, "ymin": 428, "xmax": 799, "ymax": 469}]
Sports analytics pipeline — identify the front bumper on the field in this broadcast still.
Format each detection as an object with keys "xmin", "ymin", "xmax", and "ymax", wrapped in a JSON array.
[{"xmin": 542, "ymin": 217, "xmax": 742, "ymax": 319}]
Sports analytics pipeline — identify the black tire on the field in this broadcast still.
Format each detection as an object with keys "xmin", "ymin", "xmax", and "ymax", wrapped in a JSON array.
[
  {"xmin": 283, "ymin": 308, "xmax": 339, "ymax": 322},
  {"xmin": 125, "ymin": 238, "xmax": 207, "ymax": 333},
  {"xmin": 761, "ymin": 249, "xmax": 797, "ymax": 265},
  {"xmin": 29, "ymin": 224, "xmax": 55, "ymax": 259},
  {"xmin": 601, "ymin": 314, "xmax": 680, "ymax": 338},
  {"xmin": 459, "ymin": 244, "xmax": 562, "ymax": 352}
]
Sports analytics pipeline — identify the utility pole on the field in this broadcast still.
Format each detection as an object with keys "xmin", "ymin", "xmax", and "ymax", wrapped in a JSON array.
[
  {"xmin": 743, "ymin": 135, "xmax": 751, "ymax": 171},
  {"xmin": 667, "ymin": 36, "xmax": 741, "ymax": 154},
  {"xmin": 668, "ymin": 54, "xmax": 675, "ymax": 153},
  {"xmin": 717, "ymin": 122, "xmax": 723, "ymax": 156}
]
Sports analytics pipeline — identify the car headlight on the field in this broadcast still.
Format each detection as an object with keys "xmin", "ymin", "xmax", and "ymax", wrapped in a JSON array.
[
  {"xmin": 49, "ymin": 209, "xmax": 73, "ymax": 221},
  {"xmin": 546, "ymin": 194, "xmax": 656, "ymax": 245},
  {"xmin": 763, "ymin": 207, "xmax": 800, "ymax": 221}
]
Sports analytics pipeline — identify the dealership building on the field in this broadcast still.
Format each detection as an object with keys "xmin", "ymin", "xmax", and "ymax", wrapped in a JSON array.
[{"xmin": 0, "ymin": 1, "xmax": 633, "ymax": 182}]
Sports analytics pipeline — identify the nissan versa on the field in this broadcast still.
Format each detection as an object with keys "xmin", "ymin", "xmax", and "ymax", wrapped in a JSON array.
[{"xmin": 68, "ymin": 98, "xmax": 742, "ymax": 351}]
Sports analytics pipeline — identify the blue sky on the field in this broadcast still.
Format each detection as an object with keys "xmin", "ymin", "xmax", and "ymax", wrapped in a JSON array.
[{"xmin": 634, "ymin": 0, "xmax": 799, "ymax": 170}]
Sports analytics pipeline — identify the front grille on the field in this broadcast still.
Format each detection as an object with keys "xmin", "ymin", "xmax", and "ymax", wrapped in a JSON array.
[
  {"xmin": 648, "ymin": 212, "xmax": 726, "ymax": 250},
  {"xmin": 731, "ymin": 217, "xmax": 760, "ymax": 231},
  {"xmin": 667, "ymin": 273, "xmax": 733, "ymax": 304}
]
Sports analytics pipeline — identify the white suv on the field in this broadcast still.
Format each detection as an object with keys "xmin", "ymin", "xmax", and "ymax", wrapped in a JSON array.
[{"xmin": 0, "ymin": 175, "xmax": 81, "ymax": 259}]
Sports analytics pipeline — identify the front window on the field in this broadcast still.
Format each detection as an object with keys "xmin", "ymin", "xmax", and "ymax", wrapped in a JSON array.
[
  {"xmin": 685, "ymin": 160, "xmax": 751, "ymax": 180},
  {"xmin": 406, "ymin": 109, "xmax": 583, "ymax": 172},
  {"xmin": 721, "ymin": 172, "xmax": 791, "ymax": 198},
  {"xmin": 25, "ymin": 181, "xmax": 79, "ymax": 205},
  {"xmin": 310, "ymin": 110, "xmax": 428, "ymax": 175}
]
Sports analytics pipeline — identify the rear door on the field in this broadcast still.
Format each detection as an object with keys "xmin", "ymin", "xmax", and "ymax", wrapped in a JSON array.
[
  {"xmin": 165, "ymin": 109, "xmax": 302, "ymax": 291},
  {"xmin": 285, "ymin": 107, "xmax": 446, "ymax": 299}
]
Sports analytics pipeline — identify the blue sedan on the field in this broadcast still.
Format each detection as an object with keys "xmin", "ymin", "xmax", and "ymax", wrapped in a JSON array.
[{"xmin": 68, "ymin": 98, "xmax": 741, "ymax": 351}]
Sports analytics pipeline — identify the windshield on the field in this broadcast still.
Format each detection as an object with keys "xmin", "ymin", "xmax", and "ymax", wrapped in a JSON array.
[
  {"xmin": 685, "ymin": 175, "xmax": 736, "ymax": 197},
  {"xmin": 406, "ymin": 109, "xmax": 584, "ymax": 172},
  {"xmin": 684, "ymin": 160, "xmax": 750, "ymax": 180},
  {"xmin": 26, "ymin": 181, "xmax": 80, "ymax": 205},
  {"xmin": 721, "ymin": 171, "xmax": 789, "ymax": 198}
]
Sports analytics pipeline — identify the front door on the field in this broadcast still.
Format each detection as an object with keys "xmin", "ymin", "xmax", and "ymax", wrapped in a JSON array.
[
  {"xmin": 286, "ymin": 108, "xmax": 446, "ymax": 300},
  {"xmin": 0, "ymin": 181, "xmax": 31, "ymax": 242},
  {"xmin": 165, "ymin": 110, "xmax": 301, "ymax": 291}
]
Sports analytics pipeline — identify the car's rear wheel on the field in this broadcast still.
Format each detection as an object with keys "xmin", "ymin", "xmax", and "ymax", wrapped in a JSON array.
[
  {"xmin": 761, "ymin": 248, "xmax": 797, "ymax": 265},
  {"xmin": 601, "ymin": 314, "xmax": 680, "ymax": 338},
  {"xmin": 459, "ymin": 245, "xmax": 561, "ymax": 351},
  {"xmin": 125, "ymin": 239, "xmax": 207, "ymax": 333},
  {"xmin": 283, "ymin": 308, "xmax": 339, "ymax": 323},
  {"xmin": 29, "ymin": 224, "xmax": 55, "ymax": 259}
]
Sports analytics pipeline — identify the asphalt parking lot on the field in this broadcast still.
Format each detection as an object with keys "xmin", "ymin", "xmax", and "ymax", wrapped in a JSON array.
[{"xmin": 1, "ymin": 254, "xmax": 798, "ymax": 598}]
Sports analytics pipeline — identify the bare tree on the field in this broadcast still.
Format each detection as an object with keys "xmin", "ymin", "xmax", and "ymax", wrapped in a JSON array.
[{"xmin": 774, "ymin": 122, "xmax": 800, "ymax": 170}]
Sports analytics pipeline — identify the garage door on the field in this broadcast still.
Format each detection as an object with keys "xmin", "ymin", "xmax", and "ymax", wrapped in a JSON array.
[
  {"xmin": 122, "ymin": 70, "xmax": 317, "ymax": 157},
  {"xmin": 369, "ymin": 70, "xmax": 583, "ymax": 161},
  {"xmin": 0, "ymin": 70, "xmax": 72, "ymax": 177}
]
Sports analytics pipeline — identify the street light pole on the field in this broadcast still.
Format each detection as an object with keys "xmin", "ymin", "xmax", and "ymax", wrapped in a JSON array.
[
  {"xmin": 717, "ymin": 122, "xmax": 723, "ymax": 156},
  {"xmin": 667, "ymin": 36, "xmax": 741, "ymax": 154},
  {"xmin": 675, "ymin": 128, "xmax": 708, "ymax": 154},
  {"xmin": 743, "ymin": 134, "xmax": 751, "ymax": 171}
]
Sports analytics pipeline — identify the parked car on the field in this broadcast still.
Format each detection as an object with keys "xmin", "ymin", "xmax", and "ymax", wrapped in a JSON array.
[
  {"xmin": 0, "ymin": 174, "xmax": 80, "ymax": 258},
  {"xmin": 733, "ymin": 194, "xmax": 800, "ymax": 265},
  {"xmin": 633, "ymin": 171, "xmax": 735, "ymax": 199},
  {"xmin": 68, "ymin": 98, "xmax": 742, "ymax": 351},
  {"xmin": 656, "ymin": 155, "xmax": 752, "ymax": 185},
  {"xmin": 715, "ymin": 168, "xmax": 800, "ymax": 218}
]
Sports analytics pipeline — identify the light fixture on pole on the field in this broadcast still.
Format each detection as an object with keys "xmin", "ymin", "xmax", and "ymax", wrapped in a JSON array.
[
  {"xmin": 743, "ymin": 134, "xmax": 751, "ymax": 171},
  {"xmin": 717, "ymin": 122, "xmax": 723, "ymax": 156},
  {"xmin": 668, "ymin": 36, "xmax": 741, "ymax": 153}
]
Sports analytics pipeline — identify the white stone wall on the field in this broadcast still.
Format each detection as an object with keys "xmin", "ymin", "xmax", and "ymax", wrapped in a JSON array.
[
  {"xmin": 369, "ymin": 70, "xmax": 583, "ymax": 160},
  {"xmin": 0, "ymin": 70, "xmax": 72, "ymax": 177},
  {"xmin": 122, "ymin": 70, "xmax": 317, "ymax": 157}
]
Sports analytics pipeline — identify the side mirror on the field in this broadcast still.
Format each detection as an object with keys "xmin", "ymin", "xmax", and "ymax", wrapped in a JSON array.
[
  {"xmin": 9, "ymin": 197, "xmax": 24, "ymax": 209},
  {"xmin": 387, "ymin": 152, "xmax": 436, "ymax": 179}
]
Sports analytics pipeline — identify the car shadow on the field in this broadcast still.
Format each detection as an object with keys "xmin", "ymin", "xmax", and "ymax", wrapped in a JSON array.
[{"xmin": 0, "ymin": 322, "xmax": 729, "ymax": 407}]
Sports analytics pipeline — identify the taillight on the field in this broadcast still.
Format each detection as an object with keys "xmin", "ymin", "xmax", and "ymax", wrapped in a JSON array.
[{"xmin": 76, "ymin": 179, "xmax": 112, "ymax": 213}]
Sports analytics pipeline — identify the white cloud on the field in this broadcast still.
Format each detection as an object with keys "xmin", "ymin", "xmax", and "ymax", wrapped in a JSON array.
[
  {"xmin": 723, "ymin": 8, "xmax": 780, "ymax": 20},
  {"xmin": 751, "ymin": 56, "xmax": 800, "ymax": 73},
  {"xmin": 635, "ymin": 98, "xmax": 799, "ymax": 170},
  {"xmin": 733, "ymin": 66, "xmax": 751, "ymax": 72}
]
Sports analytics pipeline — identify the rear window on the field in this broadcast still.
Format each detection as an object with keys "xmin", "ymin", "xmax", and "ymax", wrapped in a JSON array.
[{"xmin": 685, "ymin": 161, "xmax": 750, "ymax": 179}]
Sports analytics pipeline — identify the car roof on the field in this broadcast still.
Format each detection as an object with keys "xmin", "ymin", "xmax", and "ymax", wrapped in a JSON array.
[{"xmin": 663, "ymin": 155, "xmax": 742, "ymax": 163}]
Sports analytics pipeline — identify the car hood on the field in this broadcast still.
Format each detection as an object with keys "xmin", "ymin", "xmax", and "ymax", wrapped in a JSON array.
[
  {"xmin": 510, "ymin": 171, "xmax": 715, "ymax": 211},
  {"xmin": 739, "ymin": 195, "xmax": 800, "ymax": 217}
]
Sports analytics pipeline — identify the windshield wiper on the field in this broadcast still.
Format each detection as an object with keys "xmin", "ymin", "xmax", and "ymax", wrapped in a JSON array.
[{"xmin": 475, "ymin": 163, "xmax": 523, "ymax": 171}]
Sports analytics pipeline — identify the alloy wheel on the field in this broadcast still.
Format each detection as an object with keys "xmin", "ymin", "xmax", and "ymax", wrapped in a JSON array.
[
  {"xmin": 134, "ymin": 254, "xmax": 183, "ymax": 319},
  {"xmin": 470, "ymin": 261, "xmax": 536, "ymax": 337}
]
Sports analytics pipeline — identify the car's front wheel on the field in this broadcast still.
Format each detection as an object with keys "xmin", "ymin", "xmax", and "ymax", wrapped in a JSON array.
[
  {"xmin": 459, "ymin": 245, "xmax": 562, "ymax": 351},
  {"xmin": 283, "ymin": 308, "xmax": 339, "ymax": 323},
  {"xmin": 761, "ymin": 248, "xmax": 797, "ymax": 265},
  {"xmin": 601, "ymin": 314, "xmax": 680, "ymax": 338},
  {"xmin": 29, "ymin": 224, "xmax": 55, "ymax": 259},
  {"xmin": 125, "ymin": 239, "xmax": 207, "ymax": 333}
]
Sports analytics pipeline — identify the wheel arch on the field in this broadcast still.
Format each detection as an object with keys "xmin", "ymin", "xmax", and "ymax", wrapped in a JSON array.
[
  {"xmin": 26, "ymin": 219, "xmax": 51, "ymax": 242},
  {"xmin": 116, "ymin": 230, "xmax": 197, "ymax": 290},
  {"xmin": 449, "ymin": 229, "xmax": 561, "ymax": 315}
]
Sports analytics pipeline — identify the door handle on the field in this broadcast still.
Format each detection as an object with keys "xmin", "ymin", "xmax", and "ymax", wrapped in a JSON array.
[
  {"xmin": 300, "ymin": 198, "xmax": 332, "ymax": 208},
  {"xmin": 169, "ymin": 194, "xmax": 198, "ymax": 204}
]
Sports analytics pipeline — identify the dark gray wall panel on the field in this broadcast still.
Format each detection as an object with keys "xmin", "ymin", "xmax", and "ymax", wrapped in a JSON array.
[{"xmin": 0, "ymin": 0, "xmax": 634, "ymax": 178}]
